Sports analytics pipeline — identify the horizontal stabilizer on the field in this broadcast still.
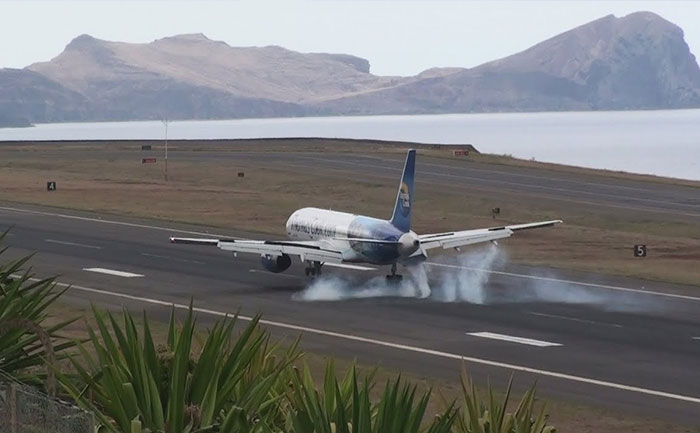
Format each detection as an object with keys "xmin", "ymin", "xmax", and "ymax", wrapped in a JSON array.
[
  {"xmin": 419, "ymin": 219, "xmax": 562, "ymax": 252},
  {"xmin": 506, "ymin": 220, "xmax": 563, "ymax": 231},
  {"xmin": 170, "ymin": 237, "xmax": 220, "ymax": 246},
  {"xmin": 324, "ymin": 263, "xmax": 377, "ymax": 271}
]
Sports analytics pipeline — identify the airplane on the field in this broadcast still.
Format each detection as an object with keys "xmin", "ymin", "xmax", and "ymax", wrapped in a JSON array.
[{"xmin": 170, "ymin": 149, "xmax": 562, "ymax": 281}]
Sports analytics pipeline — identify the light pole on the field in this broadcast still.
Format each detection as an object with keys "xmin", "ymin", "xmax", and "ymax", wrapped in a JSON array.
[{"xmin": 163, "ymin": 118, "xmax": 169, "ymax": 181}]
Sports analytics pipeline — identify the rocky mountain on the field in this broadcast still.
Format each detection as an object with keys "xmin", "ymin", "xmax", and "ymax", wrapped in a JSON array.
[
  {"xmin": 0, "ymin": 68, "xmax": 87, "ymax": 126},
  {"xmin": 314, "ymin": 12, "xmax": 700, "ymax": 114},
  {"xmin": 1, "ymin": 11, "xmax": 698, "ymax": 126}
]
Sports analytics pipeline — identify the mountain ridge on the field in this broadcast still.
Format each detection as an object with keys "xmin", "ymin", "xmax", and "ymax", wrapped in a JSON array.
[{"xmin": 2, "ymin": 11, "xmax": 699, "ymax": 126}]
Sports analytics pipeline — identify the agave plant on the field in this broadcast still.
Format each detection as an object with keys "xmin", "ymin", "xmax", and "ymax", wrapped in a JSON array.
[
  {"xmin": 453, "ymin": 367, "xmax": 556, "ymax": 433},
  {"xmin": 0, "ymin": 232, "xmax": 77, "ymax": 393},
  {"xmin": 60, "ymin": 304, "xmax": 300, "ymax": 433},
  {"xmin": 284, "ymin": 360, "xmax": 456, "ymax": 433}
]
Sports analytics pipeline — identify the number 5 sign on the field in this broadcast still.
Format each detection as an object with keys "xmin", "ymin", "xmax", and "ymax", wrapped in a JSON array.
[{"xmin": 634, "ymin": 245, "xmax": 647, "ymax": 257}]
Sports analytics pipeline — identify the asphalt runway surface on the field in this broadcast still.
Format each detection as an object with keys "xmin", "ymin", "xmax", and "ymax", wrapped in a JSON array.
[{"xmin": 2, "ymin": 202, "xmax": 700, "ymax": 424}]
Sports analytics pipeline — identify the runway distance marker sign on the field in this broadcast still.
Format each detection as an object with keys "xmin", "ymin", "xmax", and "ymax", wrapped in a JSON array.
[{"xmin": 634, "ymin": 245, "xmax": 647, "ymax": 257}]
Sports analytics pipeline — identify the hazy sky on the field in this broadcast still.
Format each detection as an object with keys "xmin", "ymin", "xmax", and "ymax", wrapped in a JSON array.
[{"xmin": 2, "ymin": 1, "xmax": 699, "ymax": 76}]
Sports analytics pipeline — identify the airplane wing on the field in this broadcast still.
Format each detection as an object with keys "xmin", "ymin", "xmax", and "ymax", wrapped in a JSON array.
[
  {"xmin": 169, "ymin": 237, "xmax": 345, "ymax": 263},
  {"xmin": 418, "ymin": 220, "xmax": 562, "ymax": 252}
]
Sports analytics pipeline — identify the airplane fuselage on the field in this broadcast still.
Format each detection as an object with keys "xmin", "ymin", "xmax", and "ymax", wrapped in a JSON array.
[{"xmin": 286, "ymin": 207, "xmax": 419, "ymax": 265}]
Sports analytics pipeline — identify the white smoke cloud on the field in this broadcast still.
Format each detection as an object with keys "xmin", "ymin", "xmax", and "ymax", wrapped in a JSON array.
[
  {"xmin": 293, "ymin": 244, "xmax": 663, "ymax": 313},
  {"xmin": 429, "ymin": 244, "xmax": 503, "ymax": 303},
  {"xmin": 292, "ymin": 273, "xmax": 423, "ymax": 301},
  {"xmin": 293, "ymin": 244, "xmax": 502, "ymax": 303}
]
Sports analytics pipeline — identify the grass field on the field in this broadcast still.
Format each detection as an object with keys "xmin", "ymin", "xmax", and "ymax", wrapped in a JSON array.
[{"xmin": 1, "ymin": 139, "xmax": 698, "ymax": 286}]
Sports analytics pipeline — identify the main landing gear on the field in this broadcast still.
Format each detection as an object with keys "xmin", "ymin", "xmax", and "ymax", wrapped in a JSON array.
[
  {"xmin": 386, "ymin": 262, "xmax": 403, "ymax": 283},
  {"xmin": 304, "ymin": 261, "xmax": 323, "ymax": 277}
]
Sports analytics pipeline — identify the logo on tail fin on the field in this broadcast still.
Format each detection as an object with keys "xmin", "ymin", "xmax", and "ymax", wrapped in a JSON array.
[{"xmin": 399, "ymin": 182, "xmax": 411, "ymax": 217}]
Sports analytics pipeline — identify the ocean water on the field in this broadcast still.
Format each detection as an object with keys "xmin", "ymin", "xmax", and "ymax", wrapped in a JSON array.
[{"xmin": 1, "ymin": 109, "xmax": 699, "ymax": 180}]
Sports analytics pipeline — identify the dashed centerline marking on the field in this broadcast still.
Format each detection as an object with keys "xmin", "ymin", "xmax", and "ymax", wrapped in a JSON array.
[
  {"xmin": 83, "ymin": 268, "xmax": 144, "ymax": 278},
  {"xmin": 140, "ymin": 252, "xmax": 205, "ymax": 265},
  {"xmin": 10, "ymin": 273, "xmax": 700, "ymax": 406},
  {"xmin": 467, "ymin": 331, "xmax": 562, "ymax": 347},
  {"xmin": 528, "ymin": 311, "xmax": 623, "ymax": 328},
  {"xmin": 45, "ymin": 239, "xmax": 102, "ymax": 249}
]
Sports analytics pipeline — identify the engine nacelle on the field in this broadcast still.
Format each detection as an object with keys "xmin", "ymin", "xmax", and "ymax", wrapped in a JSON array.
[{"xmin": 261, "ymin": 254, "xmax": 292, "ymax": 273}]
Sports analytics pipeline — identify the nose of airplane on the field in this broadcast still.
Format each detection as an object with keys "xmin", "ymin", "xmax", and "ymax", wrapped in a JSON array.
[{"xmin": 398, "ymin": 231, "xmax": 420, "ymax": 257}]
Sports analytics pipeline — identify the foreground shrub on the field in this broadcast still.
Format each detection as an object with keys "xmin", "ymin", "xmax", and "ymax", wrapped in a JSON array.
[
  {"xmin": 60, "ymin": 305, "xmax": 300, "ymax": 433},
  {"xmin": 0, "ymin": 232, "xmax": 76, "ymax": 394},
  {"xmin": 453, "ymin": 368, "xmax": 556, "ymax": 433},
  {"xmin": 284, "ymin": 361, "xmax": 457, "ymax": 433}
]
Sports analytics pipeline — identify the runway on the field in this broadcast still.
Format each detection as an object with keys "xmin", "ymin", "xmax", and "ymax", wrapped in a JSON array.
[{"xmin": 2, "ymin": 203, "xmax": 700, "ymax": 424}]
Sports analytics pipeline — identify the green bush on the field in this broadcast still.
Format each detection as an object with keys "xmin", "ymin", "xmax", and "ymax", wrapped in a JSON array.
[
  {"xmin": 0, "ymin": 232, "xmax": 77, "ymax": 393},
  {"xmin": 453, "ymin": 367, "xmax": 556, "ymax": 433},
  {"xmin": 60, "ymin": 304, "xmax": 300, "ymax": 433},
  {"xmin": 284, "ymin": 360, "xmax": 456, "ymax": 433}
]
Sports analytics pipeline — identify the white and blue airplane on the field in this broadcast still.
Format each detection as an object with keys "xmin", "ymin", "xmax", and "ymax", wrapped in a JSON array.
[{"xmin": 170, "ymin": 149, "xmax": 561, "ymax": 280}]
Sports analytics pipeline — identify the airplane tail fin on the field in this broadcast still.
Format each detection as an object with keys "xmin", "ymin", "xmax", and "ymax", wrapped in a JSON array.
[{"xmin": 389, "ymin": 149, "xmax": 416, "ymax": 233}]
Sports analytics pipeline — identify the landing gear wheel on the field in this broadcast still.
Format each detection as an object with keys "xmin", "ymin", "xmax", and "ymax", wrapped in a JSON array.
[
  {"xmin": 385, "ymin": 274, "xmax": 403, "ymax": 283},
  {"xmin": 386, "ymin": 262, "xmax": 403, "ymax": 283},
  {"xmin": 304, "ymin": 261, "xmax": 323, "ymax": 278}
]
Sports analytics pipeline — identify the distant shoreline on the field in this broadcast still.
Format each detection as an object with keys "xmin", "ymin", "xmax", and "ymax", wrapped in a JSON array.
[{"xmin": 0, "ymin": 121, "xmax": 33, "ymax": 129}]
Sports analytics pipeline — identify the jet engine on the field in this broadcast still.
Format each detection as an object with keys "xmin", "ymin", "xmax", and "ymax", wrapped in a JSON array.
[{"xmin": 261, "ymin": 254, "xmax": 292, "ymax": 273}]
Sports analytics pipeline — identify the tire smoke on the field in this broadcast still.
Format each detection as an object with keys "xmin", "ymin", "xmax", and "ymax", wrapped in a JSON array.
[
  {"xmin": 293, "ymin": 244, "xmax": 502, "ymax": 303},
  {"xmin": 293, "ymin": 244, "xmax": 667, "ymax": 313},
  {"xmin": 429, "ymin": 244, "xmax": 503, "ymax": 303}
]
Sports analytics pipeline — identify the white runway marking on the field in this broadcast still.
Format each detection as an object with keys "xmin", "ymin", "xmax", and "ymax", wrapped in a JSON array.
[
  {"xmin": 83, "ymin": 268, "xmax": 144, "ymax": 278},
  {"xmin": 13, "ymin": 273, "xmax": 700, "ymax": 406},
  {"xmin": 426, "ymin": 262, "xmax": 700, "ymax": 303},
  {"xmin": 529, "ymin": 311, "xmax": 623, "ymax": 328},
  {"xmin": 45, "ymin": 239, "xmax": 102, "ymax": 249},
  {"xmin": 140, "ymin": 252, "xmax": 204, "ymax": 265},
  {"xmin": 692, "ymin": 337, "xmax": 700, "ymax": 341},
  {"xmin": 467, "ymin": 331, "xmax": 562, "ymax": 347}
]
